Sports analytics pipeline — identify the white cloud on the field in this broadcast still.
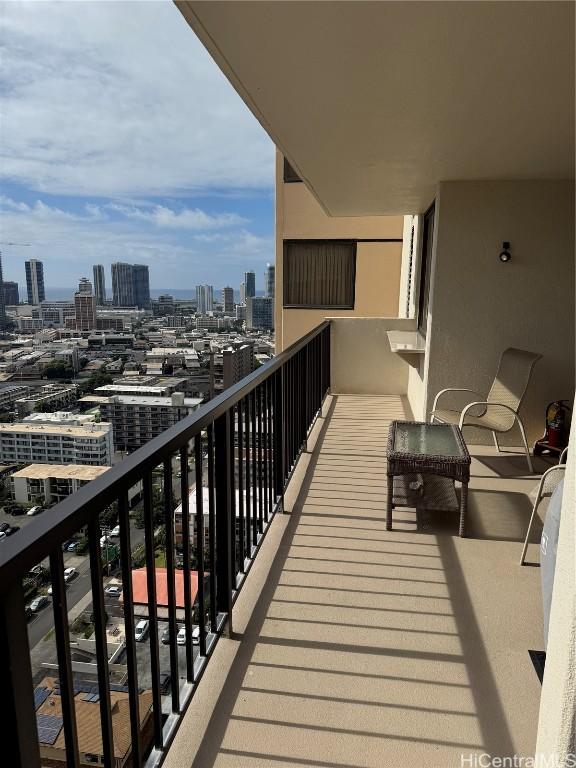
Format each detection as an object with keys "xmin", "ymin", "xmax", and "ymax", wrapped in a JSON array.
[
  {"xmin": 1, "ymin": 0, "xmax": 274, "ymax": 198},
  {"xmin": 107, "ymin": 203, "xmax": 248, "ymax": 230},
  {"xmin": 0, "ymin": 195, "xmax": 273, "ymax": 288}
]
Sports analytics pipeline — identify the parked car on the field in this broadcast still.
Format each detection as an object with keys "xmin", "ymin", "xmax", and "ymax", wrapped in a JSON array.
[
  {"xmin": 100, "ymin": 535, "xmax": 110, "ymax": 547},
  {"xmin": 27, "ymin": 506, "xmax": 43, "ymax": 516},
  {"xmin": 134, "ymin": 620, "xmax": 149, "ymax": 642},
  {"xmin": 5, "ymin": 503, "xmax": 25, "ymax": 516},
  {"xmin": 0, "ymin": 522, "xmax": 10, "ymax": 533},
  {"xmin": 161, "ymin": 625, "xmax": 180, "ymax": 645},
  {"xmin": 109, "ymin": 525, "xmax": 121, "ymax": 537},
  {"xmin": 5, "ymin": 525, "xmax": 20, "ymax": 536},
  {"xmin": 0, "ymin": 531, "xmax": 7, "ymax": 541},
  {"xmin": 25, "ymin": 605, "xmax": 33, "ymax": 620},
  {"xmin": 66, "ymin": 541, "xmax": 80, "ymax": 552},
  {"xmin": 64, "ymin": 567, "xmax": 77, "ymax": 582},
  {"xmin": 29, "ymin": 595, "xmax": 50, "ymax": 612},
  {"xmin": 176, "ymin": 625, "xmax": 200, "ymax": 646},
  {"xmin": 105, "ymin": 585, "xmax": 122, "ymax": 597},
  {"xmin": 29, "ymin": 565, "xmax": 44, "ymax": 577}
]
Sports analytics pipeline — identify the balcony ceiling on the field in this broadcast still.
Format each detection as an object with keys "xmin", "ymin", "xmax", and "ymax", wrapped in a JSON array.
[{"xmin": 178, "ymin": 0, "xmax": 574, "ymax": 215}]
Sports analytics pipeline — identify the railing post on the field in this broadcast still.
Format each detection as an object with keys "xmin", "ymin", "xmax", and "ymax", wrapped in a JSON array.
[
  {"xmin": 0, "ymin": 580, "xmax": 41, "ymax": 768},
  {"xmin": 214, "ymin": 411, "xmax": 233, "ymax": 635},
  {"xmin": 273, "ymin": 368, "xmax": 285, "ymax": 510}
]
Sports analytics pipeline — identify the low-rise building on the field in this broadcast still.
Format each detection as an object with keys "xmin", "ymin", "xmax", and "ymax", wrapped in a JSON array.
[
  {"xmin": 34, "ymin": 676, "xmax": 152, "ymax": 768},
  {"xmin": 95, "ymin": 375, "xmax": 187, "ymax": 398},
  {"xmin": 0, "ymin": 421, "xmax": 113, "ymax": 466},
  {"xmin": 15, "ymin": 384, "xmax": 78, "ymax": 416},
  {"xmin": 0, "ymin": 384, "xmax": 30, "ymax": 410},
  {"xmin": 99, "ymin": 392, "xmax": 202, "ymax": 452},
  {"xmin": 12, "ymin": 463, "xmax": 110, "ymax": 505}
]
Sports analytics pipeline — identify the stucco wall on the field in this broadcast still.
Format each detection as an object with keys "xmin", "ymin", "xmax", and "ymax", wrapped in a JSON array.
[
  {"xmin": 329, "ymin": 317, "xmax": 416, "ymax": 396},
  {"xmin": 422, "ymin": 180, "xmax": 574, "ymax": 445},
  {"xmin": 281, "ymin": 242, "xmax": 403, "ymax": 349},
  {"xmin": 535, "ymin": 399, "xmax": 575, "ymax": 765},
  {"xmin": 276, "ymin": 151, "xmax": 405, "ymax": 351}
]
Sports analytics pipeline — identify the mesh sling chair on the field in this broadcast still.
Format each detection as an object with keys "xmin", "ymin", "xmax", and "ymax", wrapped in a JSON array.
[
  {"xmin": 519, "ymin": 447, "xmax": 567, "ymax": 565},
  {"xmin": 429, "ymin": 348, "xmax": 542, "ymax": 473}
]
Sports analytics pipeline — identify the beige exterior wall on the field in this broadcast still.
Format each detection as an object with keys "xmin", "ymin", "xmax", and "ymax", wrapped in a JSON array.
[
  {"xmin": 276, "ymin": 151, "xmax": 405, "ymax": 351},
  {"xmin": 418, "ymin": 180, "xmax": 574, "ymax": 445},
  {"xmin": 329, "ymin": 317, "xmax": 416, "ymax": 396}
]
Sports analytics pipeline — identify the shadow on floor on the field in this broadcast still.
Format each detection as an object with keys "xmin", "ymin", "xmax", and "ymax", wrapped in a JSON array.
[{"xmin": 178, "ymin": 395, "xmax": 524, "ymax": 768}]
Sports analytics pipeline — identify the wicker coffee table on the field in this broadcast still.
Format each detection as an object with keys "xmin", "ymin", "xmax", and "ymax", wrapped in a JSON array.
[{"xmin": 387, "ymin": 420, "xmax": 471, "ymax": 537}]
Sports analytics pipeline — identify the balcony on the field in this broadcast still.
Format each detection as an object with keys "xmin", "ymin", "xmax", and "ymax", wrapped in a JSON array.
[
  {"xmin": 163, "ymin": 391, "xmax": 544, "ymax": 768},
  {"xmin": 0, "ymin": 320, "xmax": 555, "ymax": 768}
]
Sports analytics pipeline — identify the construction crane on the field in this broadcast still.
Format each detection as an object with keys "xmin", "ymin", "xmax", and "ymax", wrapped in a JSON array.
[{"xmin": 0, "ymin": 241, "xmax": 32, "ymax": 260}]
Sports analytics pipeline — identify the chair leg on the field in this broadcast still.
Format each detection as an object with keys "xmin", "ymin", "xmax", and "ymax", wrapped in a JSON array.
[
  {"xmin": 492, "ymin": 431, "xmax": 500, "ymax": 452},
  {"xmin": 520, "ymin": 498, "xmax": 541, "ymax": 565},
  {"xmin": 516, "ymin": 415, "xmax": 534, "ymax": 474}
]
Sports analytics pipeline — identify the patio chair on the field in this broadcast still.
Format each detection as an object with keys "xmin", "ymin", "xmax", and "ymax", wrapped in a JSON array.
[
  {"xmin": 429, "ymin": 347, "xmax": 542, "ymax": 473},
  {"xmin": 519, "ymin": 447, "xmax": 567, "ymax": 565}
]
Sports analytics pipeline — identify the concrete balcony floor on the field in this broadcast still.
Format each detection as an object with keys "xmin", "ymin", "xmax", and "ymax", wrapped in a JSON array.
[{"xmin": 166, "ymin": 395, "xmax": 547, "ymax": 768}]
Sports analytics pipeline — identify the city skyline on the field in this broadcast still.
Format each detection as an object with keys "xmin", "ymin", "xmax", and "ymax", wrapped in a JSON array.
[{"xmin": 1, "ymin": 2, "xmax": 274, "ymax": 288}]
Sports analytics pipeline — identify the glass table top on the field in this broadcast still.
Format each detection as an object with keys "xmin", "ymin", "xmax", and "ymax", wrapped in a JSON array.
[{"xmin": 392, "ymin": 422, "xmax": 465, "ymax": 458}]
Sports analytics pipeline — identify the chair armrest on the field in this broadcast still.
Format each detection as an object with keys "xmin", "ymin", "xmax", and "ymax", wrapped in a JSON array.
[
  {"xmin": 559, "ymin": 447, "xmax": 568, "ymax": 465},
  {"xmin": 431, "ymin": 388, "xmax": 483, "ymax": 414},
  {"xmin": 535, "ymin": 463, "xmax": 566, "ymax": 502},
  {"xmin": 458, "ymin": 401, "xmax": 517, "ymax": 429}
]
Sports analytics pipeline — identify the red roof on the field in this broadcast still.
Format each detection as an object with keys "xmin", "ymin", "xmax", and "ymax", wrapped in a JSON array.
[{"xmin": 129, "ymin": 568, "xmax": 201, "ymax": 608}]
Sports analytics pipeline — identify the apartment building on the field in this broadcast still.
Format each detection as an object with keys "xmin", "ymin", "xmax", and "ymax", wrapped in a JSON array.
[
  {"xmin": 98, "ymin": 392, "xmax": 202, "ymax": 452},
  {"xmin": 95, "ymin": 375, "xmax": 187, "ymax": 399},
  {"xmin": 12, "ymin": 464, "xmax": 110, "ymax": 505},
  {"xmin": 93, "ymin": 264, "xmax": 106, "ymax": 305},
  {"xmin": 222, "ymin": 342, "xmax": 255, "ymax": 388},
  {"xmin": 0, "ymin": 384, "xmax": 30, "ymax": 410},
  {"xmin": 222, "ymin": 286, "xmax": 234, "ymax": 314},
  {"xmin": 246, "ymin": 296, "xmax": 274, "ymax": 331},
  {"xmin": 0, "ymin": 422, "xmax": 113, "ymax": 466},
  {"xmin": 15, "ymin": 384, "xmax": 78, "ymax": 416},
  {"xmin": 25, "ymin": 259, "xmax": 45, "ymax": 305}
]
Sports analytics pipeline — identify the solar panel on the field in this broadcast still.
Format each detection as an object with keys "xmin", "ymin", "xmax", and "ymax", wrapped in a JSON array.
[
  {"xmin": 82, "ymin": 693, "xmax": 100, "ymax": 702},
  {"xmin": 109, "ymin": 684, "xmax": 129, "ymax": 693},
  {"xmin": 36, "ymin": 714, "xmax": 63, "ymax": 745},
  {"xmin": 34, "ymin": 687, "xmax": 50, "ymax": 710}
]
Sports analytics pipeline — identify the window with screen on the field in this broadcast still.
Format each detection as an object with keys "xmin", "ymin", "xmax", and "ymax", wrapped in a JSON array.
[{"xmin": 283, "ymin": 240, "xmax": 356, "ymax": 308}]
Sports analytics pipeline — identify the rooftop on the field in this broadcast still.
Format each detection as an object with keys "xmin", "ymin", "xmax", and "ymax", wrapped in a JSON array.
[
  {"xmin": 0, "ymin": 423, "xmax": 111, "ymax": 437},
  {"xmin": 12, "ymin": 464, "xmax": 110, "ymax": 480},
  {"xmin": 102, "ymin": 395, "xmax": 203, "ymax": 407},
  {"xmin": 36, "ymin": 677, "xmax": 152, "ymax": 760}
]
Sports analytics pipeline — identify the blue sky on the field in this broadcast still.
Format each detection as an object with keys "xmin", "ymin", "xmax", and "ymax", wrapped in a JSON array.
[{"xmin": 1, "ymin": 1, "xmax": 275, "ymax": 295}]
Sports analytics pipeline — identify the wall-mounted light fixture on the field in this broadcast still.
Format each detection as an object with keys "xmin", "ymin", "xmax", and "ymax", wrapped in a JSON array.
[{"xmin": 499, "ymin": 241, "xmax": 512, "ymax": 263}]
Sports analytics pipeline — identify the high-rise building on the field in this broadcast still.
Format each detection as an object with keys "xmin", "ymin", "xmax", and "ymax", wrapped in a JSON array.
[
  {"xmin": 25, "ymin": 259, "xmax": 45, "ymax": 305},
  {"xmin": 0, "ymin": 255, "xmax": 7, "ymax": 330},
  {"xmin": 132, "ymin": 264, "xmax": 151, "ymax": 310},
  {"xmin": 246, "ymin": 296, "xmax": 274, "ymax": 330},
  {"xmin": 111, "ymin": 262, "xmax": 150, "ymax": 309},
  {"xmin": 244, "ymin": 270, "xmax": 256, "ymax": 299},
  {"xmin": 93, "ymin": 264, "xmax": 106, "ymax": 305},
  {"xmin": 265, "ymin": 263, "xmax": 275, "ymax": 298},
  {"xmin": 222, "ymin": 286, "xmax": 234, "ymax": 313},
  {"xmin": 196, "ymin": 285, "xmax": 213, "ymax": 314},
  {"xmin": 111, "ymin": 262, "xmax": 134, "ymax": 307},
  {"xmin": 74, "ymin": 278, "xmax": 96, "ymax": 330},
  {"xmin": 2, "ymin": 281, "xmax": 19, "ymax": 306},
  {"xmin": 240, "ymin": 282, "xmax": 246, "ymax": 304}
]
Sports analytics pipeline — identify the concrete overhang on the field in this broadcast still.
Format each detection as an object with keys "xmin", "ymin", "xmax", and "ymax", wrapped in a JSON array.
[{"xmin": 177, "ymin": 1, "xmax": 574, "ymax": 215}]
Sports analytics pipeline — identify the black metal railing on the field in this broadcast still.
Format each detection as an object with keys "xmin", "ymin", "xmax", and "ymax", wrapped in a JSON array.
[{"xmin": 0, "ymin": 321, "xmax": 330, "ymax": 768}]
